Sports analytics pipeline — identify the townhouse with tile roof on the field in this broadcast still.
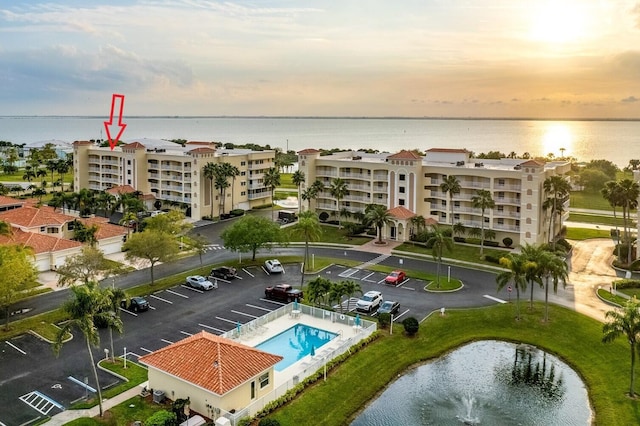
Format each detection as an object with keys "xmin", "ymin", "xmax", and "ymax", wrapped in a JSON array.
[
  {"xmin": 139, "ymin": 331, "xmax": 283, "ymax": 421},
  {"xmin": 0, "ymin": 199, "xmax": 127, "ymax": 271},
  {"xmin": 298, "ymin": 148, "xmax": 572, "ymax": 247},
  {"xmin": 73, "ymin": 139, "xmax": 276, "ymax": 219}
]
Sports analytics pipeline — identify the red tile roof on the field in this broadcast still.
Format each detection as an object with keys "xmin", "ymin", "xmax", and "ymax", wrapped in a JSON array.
[
  {"xmin": 298, "ymin": 149, "xmax": 320, "ymax": 154},
  {"xmin": 387, "ymin": 206, "xmax": 417, "ymax": 220},
  {"xmin": 188, "ymin": 147, "xmax": 216, "ymax": 154},
  {"xmin": 425, "ymin": 148, "xmax": 468, "ymax": 153},
  {"xmin": 387, "ymin": 150, "xmax": 422, "ymax": 160},
  {"xmin": 78, "ymin": 217, "xmax": 128, "ymax": 239},
  {"xmin": 140, "ymin": 331, "xmax": 283, "ymax": 395},
  {"xmin": 122, "ymin": 142, "xmax": 146, "ymax": 149},
  {"xmin": 186, "ymin": 141, "xmax": 217, "ymax": 146},
  {"xmin": 106, "ymin": 185, "xmax": 137, "ymax": 195},
  {"xmin": 0, "ymin": 205, "xmax": 71, "ymax": 228},
  {"xmin": 0, "ymin": 195, "xmax": 25, "ymax": 208},
  {"xmin": 73, "ymin": 140, "xmax": 94, "ymax": 146},
  {"xmin": 0, "ymin": 227, "xmax": 82, "ymax": 254},
  {"xmin": 520, "ymin": 160, "xmax": 545, "ymax": 167}
]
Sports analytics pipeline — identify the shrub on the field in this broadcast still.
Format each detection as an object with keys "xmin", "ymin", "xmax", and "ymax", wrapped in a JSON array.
[
  {"xmin": 502, "ymin": 237, "xmax": 513, "ymax": 247},
  {"xmin": 611, "ymin": 279, "xmax": 640, "ymax": 289},
  {"xmin": 230, "ymin": 209, "xmax": 245, "ymax": 217},
  {"xmin": 483, "ymin": 240, "xmax": 499, "ymax": 247},
  {"xmin": 556, "ymin": 238, "xmax": 572, "ymax": 252},
  {"xmin": 258, "ymin": 419, "xmax": 281, "ymax": 426},
  {"xmin": 319, "ymin": 212, "xmax": 329, "ymax": 222},
  {"xmin": 377, "ymin": 312, "xmax": 391, "ymax": 329},
  {"xmin": 402, "ymin": 317, "xmax": 419, "ymax": 336},
  {"xmin": 145, "ymin": 410, "xmax": 177, "ymax": 426},
  {"xmin": 453, "ymin": 236, "xmax": 466, "ymax": 243},
  {"xmin": 484, "ymin": 254, "xmax": 502, "ymax": 264},
  {"xmin": 237, "ymin": 418, "xmax": 252, "ymax": 426}
]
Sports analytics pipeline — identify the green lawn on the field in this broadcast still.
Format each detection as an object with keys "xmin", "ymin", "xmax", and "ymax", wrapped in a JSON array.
[
  {"xmin": 569, "ymin": 213, "xmax": 626, "ymax": 227},
  {"xmin": 279, "ymin": 173, "xmax": 296, "ymax": 189},
  {"xmin": 396, "ymin": 241, "xmax": 509, "ymax": 269},
  {"xmin": 283, "ymin": 224, "xmax": 373, "ymax": 246},
  {"xmin": 565, "ymin": 227, "xmax": 613, "ymax": 240},
  {"xmin": 268, "ymin": 303, "xmax": 637, "ymax": 425}
]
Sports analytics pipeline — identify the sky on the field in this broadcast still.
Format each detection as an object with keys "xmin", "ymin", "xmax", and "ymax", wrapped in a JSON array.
[{"xmin": 1, "ymin": 0, "xmax": 640, "ymax": 118}]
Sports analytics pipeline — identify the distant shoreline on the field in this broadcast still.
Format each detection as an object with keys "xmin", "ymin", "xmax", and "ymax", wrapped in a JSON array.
[{"xmin": 1, "ymin": 116, "xmax": 639, "ymax": 122}]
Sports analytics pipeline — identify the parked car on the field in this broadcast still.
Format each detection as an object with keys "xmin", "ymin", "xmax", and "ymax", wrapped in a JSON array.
[
  {"xmin": 210, "ymin": 266, "xmax": 237, "ymax": 280},
  {"xmin": 356, "ymin": 291, "xmax": 383, "ymax": 313},
  {"xmin": 120, "ymin": 296, "xmax": 150, "ymax": 313},
  {"xmin": 264, "ymin": 259, "xmax": 284, "ymax": 274},
  {"xmin": 265, "ymin": 284, "xmax": 303, "ymax": 302},
  {"xmin": 385, "ymin": 270, "xmax": 406, "ymax": 285},
  {"xmin": 378, "ymin": 300, "xmax": 400, "ymax": 315},
  {"xmin": 186, "ymin": 275, "xmax": 216, "ymax": 290}
]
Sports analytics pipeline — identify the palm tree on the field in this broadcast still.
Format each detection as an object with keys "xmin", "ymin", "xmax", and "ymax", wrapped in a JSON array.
[
  {"xmin": 601, "ymin": 180, "xmax": 623, "ymax": 259},
  {"xmin": 307, "ymin": 276, "xmax": 332, "ymax": 306},
  {"xmin": 539, "ymin": 251, "xmax": 569, "ymax": 322},
  {"xmin": 105, "ymin": 286, "xmax": 127, "ymax": 362},
  {"xmin": 214, "ymin": 169, "xmax": 230, "ymax": 216},
  {"xmin": 292, "ymin": 170, "xmax": 305, "ymax": 214},
  {"xmin": 202, "ymin": 162, "xmax": 217, "ymax": 219},
  {"xmin": 496, "ymin": 253, "xmax": 530, "ymax": 320},
  {"xmin": 53, "ymin": 282, "xmax": 123, "ymax": 417},
  {"xmin": 440, "ymin": 175, "xmax": 461, "ymax": 232},
  {"xmin": 341, "ymin": 279, "xmax": 362, "ymax": 309},
  {"xmin": 453, "ymin": 222, "xmax": 466, "ymax": 239},
  {"xmin": 119, "ymin": 211, "xmax": 138, "ymax": 237},
  {"xmin": 365, "ymin": 204, "xmax": 394, "ymax": 244},
  {"xmin": 471, "ymin": 189, "xmax": 495, "ymax": 256},
  {"xmin": 328, "ymin": 281, "xmax": 347, "ymax": 312},
  {"xmin": 263, "ymin": 167, "xmax": 281, "ymax": 221},
  {"xmin": 520, "ymin": 244, "xmax": 545, "ymax": 310},
  {"xmin": 0, "ymin": 220, "xmax": 12, "ymax": 238},
  {"xmin": 543, "ymin": 175, "xmax": 571, "ymax": 249},
  {"xmin": 602, "ymin": 299, "xmax": 640, "ymax": 397},
  {"xmin": 36, "ymin": 168, "xmax": 47, "ymax": 186},
  {"xmin": 224, "ymin": 163, "xmax": 240, "ymax": 211},
  {"xmin": 618, "ymin": 178, "xmax": 640, "ymax": 264},
  {"xmin": 295, "ymin": 211, "xmax": 322, "ymax": 277},
  {"xmin": 409, "ymin": 215, "xmax": 426, "ymax": 238},
  {"xmin": 426, "ymin": 225, "xmax": 453, "ymax": 288},
  {"xmin": 22, "ymin": 166, "xmax": 36, "ymax": 183},
  {"xmin": 329, "ymin": 178, "xmax": 348, "ymax": 228}
]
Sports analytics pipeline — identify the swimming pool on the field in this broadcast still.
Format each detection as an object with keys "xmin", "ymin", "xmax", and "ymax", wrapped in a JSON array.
[{"xmin": 255, "ymin": 324, "xmax": 338, "ymax": 371}]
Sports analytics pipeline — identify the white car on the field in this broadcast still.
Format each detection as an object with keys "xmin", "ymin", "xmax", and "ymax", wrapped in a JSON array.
[
  {"xmin": 264, "ymin": 259, "xmax": 284, "ymax": 274},
  {"xmin": 356, "ymin": 291, "xmax": 383, "ymax": 313},
  {"xmin": 186, "ymin": 275, "xmax": 215, "ymax": 290}
]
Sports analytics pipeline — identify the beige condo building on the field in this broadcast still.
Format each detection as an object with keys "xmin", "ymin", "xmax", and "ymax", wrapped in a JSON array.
[
  {"xmin": 298, "ymin": 148, "xmax": 572, "ymax": 247},
  {"xmin": 73, "ymin": 139, "xmax": 275, "ymax": 219}
]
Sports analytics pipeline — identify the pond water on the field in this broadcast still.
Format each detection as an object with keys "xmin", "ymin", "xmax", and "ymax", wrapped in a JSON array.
[{"xmin": 351, "ymin": 341, "xmax": 592, "ymax": 425}]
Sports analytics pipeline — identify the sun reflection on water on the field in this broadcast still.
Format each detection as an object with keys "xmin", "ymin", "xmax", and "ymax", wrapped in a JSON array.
[{"xmin": 541, "ymin": 124, "xmax": 573, "ymax": 159}]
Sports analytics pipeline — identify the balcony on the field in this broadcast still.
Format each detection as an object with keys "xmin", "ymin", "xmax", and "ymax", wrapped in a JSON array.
[
  {"xmin": 316, "ymin": 169, "xmax": 338, "ymax": 178},
  {"xmin": 340, "ymin": 172, "xmax": 369, "ymax": 180},
  {"xmin": 372, "ymin": 172, "xmax": 388, "ymax": 181}
]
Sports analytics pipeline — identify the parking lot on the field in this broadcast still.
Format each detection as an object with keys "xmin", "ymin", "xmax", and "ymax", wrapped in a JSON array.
[{"xmin": 1, "ymin": 256, "xmax": 502, "ymax": 425}]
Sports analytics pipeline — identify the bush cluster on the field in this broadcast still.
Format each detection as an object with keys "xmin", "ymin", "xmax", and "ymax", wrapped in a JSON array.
[{"xmin": 611, "ymin": 279, "xmax": 640, "ymax": 289}]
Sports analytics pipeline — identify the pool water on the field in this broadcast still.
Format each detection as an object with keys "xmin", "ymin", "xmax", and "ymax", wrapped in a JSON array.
[{"xmin": 255, "ymin": 324, "xmax": 338, "ymax": 371}]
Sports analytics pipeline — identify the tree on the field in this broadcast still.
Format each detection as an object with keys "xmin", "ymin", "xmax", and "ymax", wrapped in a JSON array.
[
  {"xmin": 22, "ymin": 165, "xmax": 36, "ymax": 183},
  {"xmin": 329, "ymin": 178, "xmax": 348, "ymax": 228},
  {"xmin": 0, "ymin": 244, "xmax": 38, "ymax": 330},
  {"xmin": 426, "ymin": 225, "xmax": 453, "ymax": 288},
  {"xmin": 496, "ymin": 253, "xmax": 530, "ymax": 320},
  {"xmin": 328, "ymin": 280, "xmax": 347, "ymax": 312},
  {"xmin": 187, "ymin": 233, "xmax": 210, "ymax": 266},
  {"xmin": 0, "ymin": 220, "xmax": 12, "ymax": 238},
  {"xmin": 341, "ymin": 279, "xmax": 362, "ymax": 306},
  {"xmin": 539, "ymin": 251, "xmax": 569, "ymax": 322},
  {"xmin": 365, "ymin": 204, "xmax": 393, "ymax": 244},
  {"xmin": 295, "ymin": 211, "xmax": 322, "ymax": 274},
  {"xmin": 56, "ymin": 246, "xmax": 121, "ymax": 287},
  {"xmin": 453, "ymin": 222, "xmax": 466, "ymax": 238},
  {"xmin": 301, "ymin": 179, "xmax": 325, "ymax": 211},
  {"xmin": 290, "ymin": 170, "xmax": 306, "ymax": 214},
  {"xmin": 307, "ymin": 276, "xmax": 332, "ymax": 306},
  {"xmin": 220, "ymin": 215, "xmax": 285, "ymax": 260},
  {"xmin": 440, "ymin": 175, "xmax": 460, "ymax": 232},
  {"xmin": 263, "ymin": 167, "xmax": 281, "ymax": 221},
  {"xmin": 520, "ymin": 244, "xmax": 545, "ymax": 310},
  {"xmin": 578, "ymin": 168, "xmax": 610, "ymax": 192},
  {"xmin": 602, "ymin": 180, "xmax": 623, "ymax": 259},
  {"xmin": 71, "ymin": 220, "xmax": 99, "ymax": 246},
  {"xmin": 144, "ymin": 210, "xmax": 192, "ymax": 236},
  {"xmin": 617, "ymin": 178, "xmax": 640, "ymax": 264},
  {"xmin": 222, "ymin": 163, "xmax": 240, "ymax": 211},
  {"xmin": 602, "ymin": 299, "xmax": 640, "ymax": 397},
  {"xmin": 203, "ymin": 162, "xmax": 218, "ymax": 219},
  {"xmin": 53, "ymin": 281, "xmax": 123, "ymax": 417},
  {"xmin": 543, "ymin": 175, "xmax": 571, "ymax": 249},
  {"xmin": 123, "ymin": 230, "xmax": 180, "ymax": 285},
  {"xmin": 471, "ymin": 189, "xmax": 495, "ymax": 255},
  {"xmin": 409, "ymin": 215, "xmax": 426, "ymax": 237},
  {"xmin": 119, "ymin": 211, "xmax": 139, "ymax": 238}
]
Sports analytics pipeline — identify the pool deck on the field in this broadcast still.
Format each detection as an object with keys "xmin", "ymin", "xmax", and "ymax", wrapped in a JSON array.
[{"xmin": 235, "ymin": 310, "xmax": 367, "ymax": 387}]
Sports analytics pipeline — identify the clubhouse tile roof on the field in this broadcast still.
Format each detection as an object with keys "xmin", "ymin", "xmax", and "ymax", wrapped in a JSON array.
[{"xmin": 0, "ymin": 227, "xmax": 82, "ymax": 254}]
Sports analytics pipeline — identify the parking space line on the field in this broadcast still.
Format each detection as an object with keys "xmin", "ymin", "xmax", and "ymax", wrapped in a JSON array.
[
  {"xmin": 181, "ymin": 285, "xmax": 203, "ymax": 294},
  {"xmin": 231, "ymin": 310, "xmax": 259, "ymax": 319},
  {"xmin": 180, "ymin": 330, "xmax": 193, "ymax": 336},
  {"xmin": 243, "ymin": 268, "xmax": 254, "ymax": 277},
  {"xmin": 213, "ymin": 277, "xmax": 232, "ymax": 284},
  {"xmin": 68, "ymin": 375, "xmax": 97, "ymax": 393},
  {"xmin": 362, "ymin": 272, "xmax": 375, "ymax": 281},
  {"xmin": 215, "ymin": 316, "xmax": 238, "ymax": 325},
  {"xmin": 5, "ymin": 341, "xmax": 26, "ymax": 355},
  {"xmin": 139, "ymin": 347, "xmax": 153, "ymax": 354},
  {"xmin": 377, "ymin": 278, "xmax": 386, "ymax": 284},
  {"xmin": 393, "ymin": 309, "xmax": 410, "ymax": 321},
  {"xmin": 129, "ymin": 351, "xmax": 144, "ymax": 358},
  {"xmin": 246, "ymin": 304, "xmax": 273, "ymax": 312},
  {"xmin": 261, "ymin": 267, "xmax": 270, "ymax": 275},
  {"xmin": 484, "ymin": 295, "xmax": 508, "ymax": 304},
  {"xmin": 259, "ymin": 298, "xmax": 286, "ymax": 306},
  {"xmin": 19, "ymin": 391, "xmax": 64, "ymax": 415},
  {"xmin": 0, "ymin": 419, "xmax": 7, "ymax": 425},
  {"xmin": 161, "ymin": 339, "xmax": 174, "ymax": 345},
  {"xmin": 150, "ymin": 294, "xmax": 173, "ymax": 304},
  {"xmin": 120, "ymin": 309, "xmax": 139, "ymax": 316},
  {"xmin": 166, "ymin": 289, "xmax": 189, "ymax": 298},
  {"xmin": 396, "ymin": 278, "xmax": 409, "ymax": 288},
  {"xmin": 198, "ymin": 323, "xmax": 226, "ymax": 334},
  {"xmin": 339, "ymin": 268, "xmax": 359, "ymax": 278}
]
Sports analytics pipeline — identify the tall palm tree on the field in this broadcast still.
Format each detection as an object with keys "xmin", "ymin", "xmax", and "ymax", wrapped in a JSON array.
[
  {"xmin": 328, "ymin": 281, "xmax": 348, "ymax": 312},
  {"xmin": 601, "ymin": 180, "xmax": 623, "ymax": 259},
  {"xmin": 341, "ymin": 279, "xmax": 362, "ymax": 308},
  {"xmin": 426, "ymin": 225, "xmax": 453, "ymax": 288},
  {"xmin": 520, "ymin": 243, "xmax": 545, "ymax": 310},
  {"xmin": 263, "ymin": 167, "xmax": 281, "ymax": 221},
  {"xmin": 22, "ymin": 166, "xmax": 36, "ymax": 183},
  {"xmin": 329, "ymin": 178, "xmax": 348, "ymax": 228},
  {"xmin": 292, "ymin": 170, "xmax": 305, "ymax": 214},
  {"xmin": 602, "ymin": 299, "xmax": 640, "ymax": 397},
  {"xmin": 53, "ymin": 282, "xmax": 122, "ymax": 417},
  {"xmin": 618, "ymin": 178, "xmax": 640, "ymax": 264},
  {"xmin": 365, "ymin": 204, "xmax": 394, "ymax": 244},
  {"xmin": 539, "ymin": 251, "xmax": 569, "ymax": 322},
  {"xmin": 496, "ymin": 253, "xmax": 530, "ymax": 320},
  {"xmin": 105, "ymin": 286, "xmax": 126, "ymax": 362},
  {"xmin": 295, "ymin": 211, "xmax": 322, "ymax": 277},
  {"xmin": 223, "ymin": 163, "xmax": 240, "ymax": 211},
  {"xmin": 440, "ymin": 175, "xmax": 461, "ymax": 232},
  {"xmin": 214, "ymin": 168, "xmax": 230, "ymax": 216},
  {"xmin": 453, "ymin": 222, "xmax": 466, "ymax": 239},
  {"xmin": 409, "ymin": 215, "xmax": 426, "ymax": 238},
  {"xmin": 543, "ymin": 175, "xmax": 571, "ymax": 249},
  {"xmin": 471, "ymin": 189, "xmax": 495, "ymax": 256},
  {"xmin": 307, "ymin": 276, "xmax": 332, "ymax": 306},
  {"xmin": 202, "ymin": 162, "xmax": 217, "ymax": 219}
]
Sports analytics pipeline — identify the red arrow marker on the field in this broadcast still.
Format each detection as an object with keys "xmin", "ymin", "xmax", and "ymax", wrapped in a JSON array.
[{"xmin": 104, "ymin": 94, "xmax": 127, "ymax": 151}]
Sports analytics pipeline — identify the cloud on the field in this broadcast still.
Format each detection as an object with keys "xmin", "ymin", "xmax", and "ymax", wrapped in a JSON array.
[
  {"xmin": 632, "ymin": 3, "xmax": 640, "ymax": 29},
  {"xmin": 621, "ymin": 96, "xmax": 639, "ymax": 102}
]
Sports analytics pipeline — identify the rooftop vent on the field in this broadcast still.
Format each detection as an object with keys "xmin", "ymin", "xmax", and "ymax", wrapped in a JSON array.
[
  {"xmin": 456, "ymin": 161, "xmax": 465, "ymax": 166},
  {"xmin": 474, "ymin": 162, "xmax": 484, "ymax": 168},
  {"xmin": 514, "ymin": 165, "xmax": 522, "ymax": 170}
]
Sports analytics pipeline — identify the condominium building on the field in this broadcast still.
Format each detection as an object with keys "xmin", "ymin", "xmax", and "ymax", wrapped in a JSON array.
[
  {"xmin": 298, "ymin": 148, "xmax": 571, "ymax": 247},
  {"xmin": 73, "ymin": 139, "xmax": 275, "ymax": 219}
]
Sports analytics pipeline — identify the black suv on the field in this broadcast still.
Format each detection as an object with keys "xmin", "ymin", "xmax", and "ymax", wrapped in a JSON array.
[
  {"xmin": 210, "ymin": 266, "xmax": 237, "ymax": 280},
  {"xmin": 121, "ymin": 296, "xmax": 150, "ymax": 313}
]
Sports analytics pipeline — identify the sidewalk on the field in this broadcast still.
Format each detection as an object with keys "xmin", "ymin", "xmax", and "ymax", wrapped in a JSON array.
[{"xmin": 47, "ymin": 382, "xmax": 148, "ymax": 425}]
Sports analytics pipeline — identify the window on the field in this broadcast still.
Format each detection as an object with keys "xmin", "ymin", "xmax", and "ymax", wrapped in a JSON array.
[
  {"xmin": 127, "ymin": 170, "xmax": 131, "ymax": 175},
  {"xmin": 454, "ymin": 201, "xmax": 460, "ymax": 208},
  {"xmin": 377, "ymin": 194, "xmax": 383, "ymax": 199},
  {"xmin": 526, "ymin": 203, "xmax": 532, "ymax": 210},
  {"xmin": 497, "ymin": 218, "xmax": 504, "ymax": 225},
  {"xmin": 399, "ymin": 174, "xmax": 406, "ymax": 181},
  {"xmin": 68, "ymin": 222, "xmax": 75, "ymax": 231},
  {"xmin": 527, "ymin": 175, "xmax": 533, "ymax": 181},
  {"xmin": 241, "ymin": 181, "xmax": 246, "ymax": 186},
  {"xmin": 399, "ymin": 187, "xmax": 405, "ymax": 193},
  {"xmin": 454, "ymin": 214, "xmax": 460, "ymax": 220},
  {"xmin": 241, "ymin": 171, "xmax": 246, "ymax": 176},
  {"xmin": 526, "ymin": 218, "xmax": 532, "ymax": 224},
  {"xmin": 40, "ymin": 226, "xmax": 46, "ymax": 232},
  {"xmin": 527, "ymin": 189, "xmax": 532, "ymax": 195},
  {"xmin": 497, "ymin": 179, "xmax": 505, "ymax": 185},
  {"xmin": 259, "ymin": 372, "xmax": 269, "ymax": 389},
  {"xmin": 127, "ymin": 160, "xmax": 131, "ymax": 165},
  {"xmin": 497, "ymin": 192, "xmax": 504, "ymax": 199},
  {"xmin": 484, "ymin": 217, "xmax": 490, "ymax": 223},
  {"xmin": 399, "ymin": 199, "xmax": 405, "ymax": 206},
  {"xmin": 497, "ymin": 206, "xmax": 504, "ymax": 212},
  {"xmin": 47, "ymin": 227, "xmax": 58, "ymax": 234},
  {"xmin": 441, "ymin": 200, "xmax": 446, "ymax": 207},
  {"xmin": 241, "ymin": 191, "xmax": 246, "ymax": 196},
  {"xmin": 241, "ymin": 161, "xmax": 246, "ymax": 166}
]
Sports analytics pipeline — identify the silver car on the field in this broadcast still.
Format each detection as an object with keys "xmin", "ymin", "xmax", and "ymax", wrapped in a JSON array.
[
  {"xmin": 186, "ymin": 275, "xmax": 215, "ymax": 290},
  {"xmin": 356, "ymin": 291, "xmax": 383, "ymax": 313},
  {"xmin": 264, "ymin": 259, "xmax": 284, "ymax": 274}
]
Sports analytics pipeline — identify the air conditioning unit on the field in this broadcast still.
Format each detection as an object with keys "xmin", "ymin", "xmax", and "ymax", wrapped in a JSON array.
[{"xmin": 153, "ymin": 390, "xmax": 165, "ymax": 403}]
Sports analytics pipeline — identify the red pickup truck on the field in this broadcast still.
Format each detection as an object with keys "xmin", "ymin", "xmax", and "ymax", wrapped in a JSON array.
[{"xmin": 265, "ymin": 284, "xmax": 303, "ymax": 302}]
